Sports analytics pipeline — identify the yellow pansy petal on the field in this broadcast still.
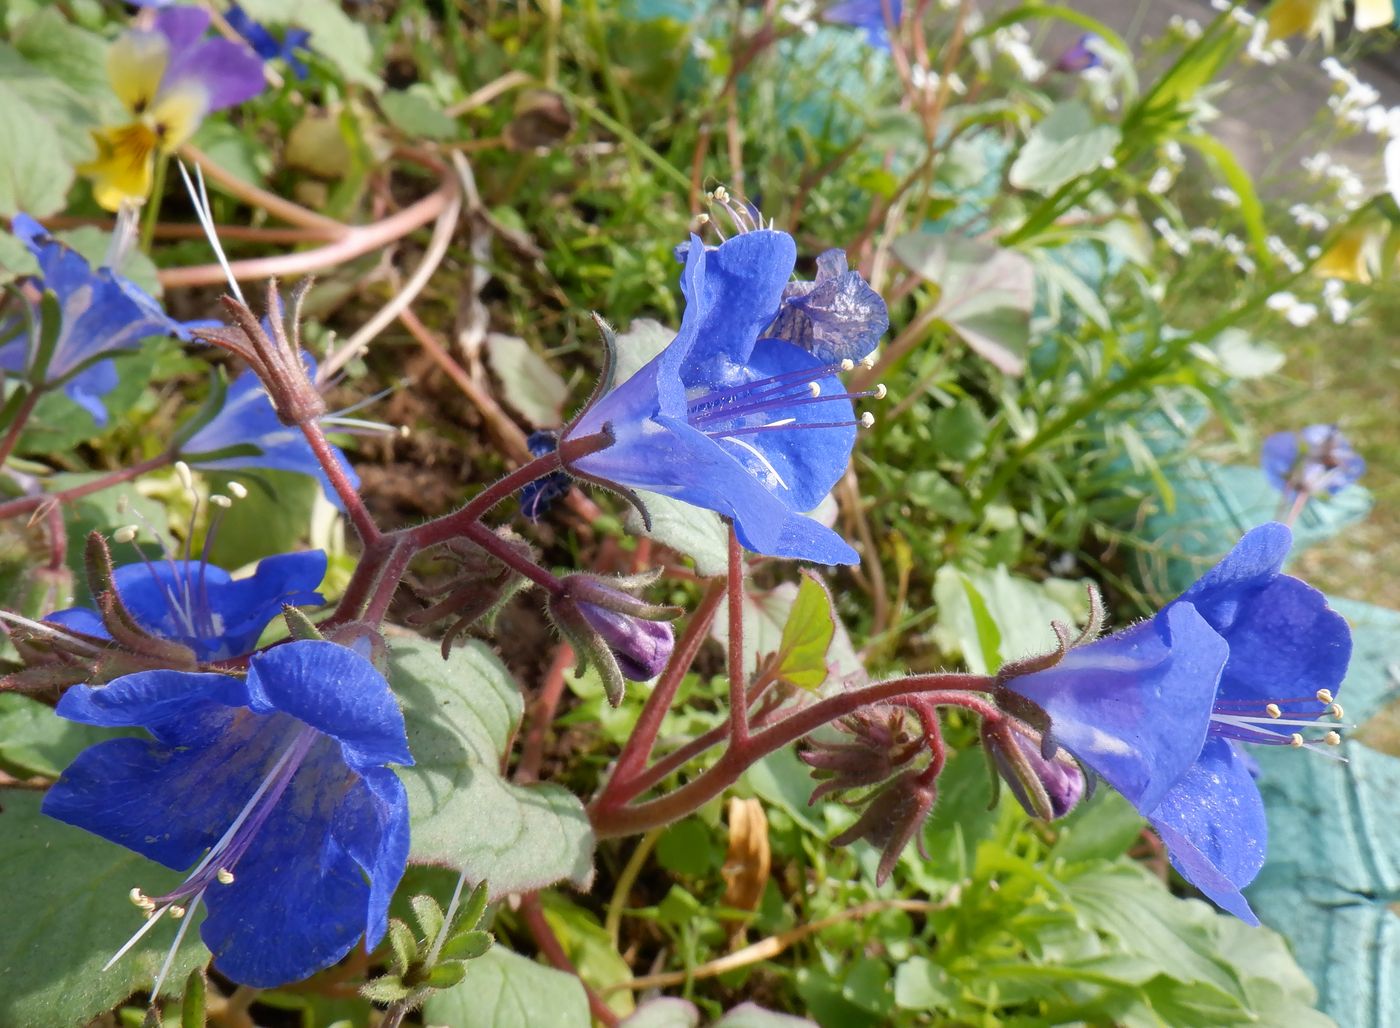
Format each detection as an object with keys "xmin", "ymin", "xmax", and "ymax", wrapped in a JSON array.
[
  {"xmin": 1355, "ymin": 0, "xmax": 1395, "ymax": 30},
  {"xmin": 107, "ymin": 29, "xmax": 170, "ymax": 116},
  {"xmin": 148, "ymin": 83, "xmax": 209, "ymax": 152},
  {"xmin": 78, "ymin": 123, "xmax": 159, "ymax": 212},
  {"xmin": 1315, "ymin": 227, "xmax": 1378, "ymax": 284}
]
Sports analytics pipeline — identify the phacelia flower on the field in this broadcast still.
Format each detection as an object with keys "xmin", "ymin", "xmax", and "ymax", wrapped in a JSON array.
[
  {"xmin": 177, "ymin": 360, "xmax": 360, "ymax": 507},
  {"xmin": 519, "ymin": 429, "xmax": 573, "ymax": 521},
  {"xmin": 1261, "ymin": 424, "xmax": 1366, "ymax": 502},
  {"xmin": 47, "ymin": 550, "xmax": 325, "ymax": 662},
  {"xmin": 1054, "ymin": 34, "xmax": 1103, "ymax": 74},
  {"xmin": 225, "ymin": 4, "xmax": 312, "ymax": 80},
  {"xmin": 42, "ymin": 640, "xmax": 412, "ymax": 989},
  {"xmin": 0, "ymin": 215, "xmax": 201, "ymax": 424},
  {"xmin": 82, "ymin": 7, "xmax": 264, "ymax": 210},
  {"xmin": 1002, "ymin": 523, "xmax": 1351, "ymax": 923},
  {"xmin": 824, "ymin": 0, "xmax": 903, "ymax": 50},
  {"xmin": 550, "ymin": 572, "xmax": 678, "ymax": 705},
  {"xmin": 561, "ymin": 230, "xmax": 886, "ymax": 565}
]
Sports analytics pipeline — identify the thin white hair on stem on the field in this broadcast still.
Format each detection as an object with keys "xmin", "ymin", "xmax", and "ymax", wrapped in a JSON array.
[{"xmin": 177, "ymin": 160, "xmax": 245, "ymax": 305}]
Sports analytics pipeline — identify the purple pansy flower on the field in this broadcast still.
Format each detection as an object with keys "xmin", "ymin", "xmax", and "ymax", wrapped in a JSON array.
[
  {"xmin": 1261, "ymin": 424, "xmax": 1366, "ymax": 501},
  {"xmin": 42, "ymin": 640, "xmax": 412, "ymax": 988},
  {"xmin": 1004, "ymin": 523, "xmax": 1351, "ymax": 923},
  {"xmin": 824, "ymin": 0, "xmax": 903, "ymax": 50},
  {"xmin": 46, "ymin": 550, "xmax": 326, "ymax": 662},
  {"xmin": 1054, "ymin": 33, "xmax": 1103, "ymax": 74},
  {"xmin": 561, "ymin": 230, "xmax": 886, "ymax": 565},
  {"xmin": 766, "ymin": 248, "xmax": 889, "ymax": 364},
  {"xmin": 84, "ymin": 7, "xmax": 265, "ymax": 209},
  {"xmin": 0, "ymin": 215, "xmax": 202, "ymax": 425},
  {"xmin": 177, "ymin": 358, "xmax": 360, "ymax": 508}
]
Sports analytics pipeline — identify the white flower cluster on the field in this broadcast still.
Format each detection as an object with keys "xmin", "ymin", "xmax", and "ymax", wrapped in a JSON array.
[
  {"xmin": 910, "ymin": 65, "xmax": 966, "ymax": 95},
  {"xmin": 1266, "ymin": 291, "xmax": 1320, "ymax": 327},
  {"xmin": 1322, "ymin": 279, "xmax": 1353, "ymax": 322},
  {"xmin": 991, "ymin": 24, "xmax": 1046, "ymax": 80},
  {"xmin": 1266, "ymin": 234, "xmax": 1305, "ymax": 273},
  {"xmin": 1300, "ymin": 151, "xmax": 1367, "ymax": 207},
  {"xmin": 1319, "ymin": 56, "xmax": 1398, "ymax": 134},
  {"xmin": 1168, "ymin": 14, "xmax": 1204, "ymax": 41},
  {"xmin": 1289, "ymin": 203, "xmax": 1331, "ymax": 231}
]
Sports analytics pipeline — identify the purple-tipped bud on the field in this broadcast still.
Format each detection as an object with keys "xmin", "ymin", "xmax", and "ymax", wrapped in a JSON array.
[
  {"xmin": 550, "ymin": 573, "xmax": 680, "ymax": 706},
  {"xmin": 578, "ymin": 601, "xmax": 674, "ymax": 680},
  {"xmin": 984, "ymin": 721, "xmax": 1084, "ymax": 821}
]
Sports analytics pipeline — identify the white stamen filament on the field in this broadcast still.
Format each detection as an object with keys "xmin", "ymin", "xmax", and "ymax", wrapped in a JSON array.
[
  {"xmin": 177, "ymin": 161, "xmax": 244, "ymax": 304},
  {"xmin": 0, "ymin": 611, "xmax": 106, "ymax": 654},
  {"xmin": 722, "ymin": 437, "xmax": 789, "ymax": 490}
]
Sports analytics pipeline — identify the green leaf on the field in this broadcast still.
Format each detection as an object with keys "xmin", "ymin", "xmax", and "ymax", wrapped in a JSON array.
[
  {"xmin": 1209, "ymin": 329, "xmax": 1285, "ymax": 381},
  {"xmin": 360, "ymin": 977, "xmax": 412, "ymax": 1004},
  {"xmin": 0, "ymin": 79, "xmax": 74, "ymax": 217},
  {"xmin": 0, "ymin": 694, "xmax": 134, "ymax": 778},
  {"xmin": 774, "ymin": 572, "xmax": 836, "ymax": 690},
  {"xmin": 655, "ymin": 818, "xmax": 724, "ymax": 878},
  {"xmin": 538, "ymin": 893, "xmax": 634, "ymax": 1017},
  {"xmin": 959, "ymin": 574, "xmax": 1003, "ymax": 672},
  {"xmin": 617, "ymin": 997, "xmax": 700, "ymax": 1028},
  {"xmin": 391, "ymin": 636, "xmax": 596, "ymax": 897},
  {"xmin": 439, "ymin": 929, "xmax": 493, "ymax": 961},
  {"xmin": 486, "ymin": 333, "xmax": 569, "ymax": 428},
  {"xmin": 623, "ymin": 491, "xmax": 727, "ymax": 577},
  {"xmin": 0, "ymin": 790, "xmax": 209, "ymax": 1028},
  {"xmin": 1181, "ymin": 133, "xmax": 1270, "ymax": 266},
  {"xmin": 891, "ymin": 234, "xmax": 1035, "ymax": 375},
  {"xmin": 893, "ymin": 956, "xmax": 956, "ymax": 1011},
  {"xmin": 387, "ymin": 919, "xmax": 418, "ymax": 976},
  {"xmin": 410, "ymin": 894, "xmax": 446, "ymax": 946},
  {"xmin": 1008, "ymin": 100, "xmax": 1120, "ymax": 194},
  {"xmin": 422, "ymin": 945, "xmax": 590, "ymax": 1028},
  {"xmin": 179, "ymin": 970, "xmax": 206, "ymax": 1028},
  {"xmin": 205, "ymin": 470, "xmax": 319, "ymax": 571},
  {"xmin": 931, "ymin": 565, "xmax": 1081, "ymax": 675},
  {"xmin": 381, "ymin": 89, "xmax": 460, "ymax": 141},
  {"xmin": 1049, "ymin": 790, "xmax": 1144, "ymax": 865},
  {"xmin": 426, "ymin": 961, "xmax": 469, "ymax": 988},
  {"xmin": 0, "ymin": 230, "xmax": 38, "ymax": 282}
]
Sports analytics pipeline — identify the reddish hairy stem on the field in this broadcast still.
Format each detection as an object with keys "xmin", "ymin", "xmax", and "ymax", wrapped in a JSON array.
[
  {"xmin": 360, "ymin": 539, "xmax": 415, "ymax": 626},
  {"xmin": 297, "ymin": 419, "xmax": 382, "ymax": 545},
  {"xmin": 459, "ymin": 520, "xmax": 563, "ymax": 596},
  {"xmin": 604, "ymin": 579, "xmax": 726, "ymax": 799},
  {"xmin": 519, "ymin": 893, "xmax": 619, "ymax": 1027},
  {"xmin": 0, "ymin": 389, "xmax": 41, "ymax": 468},
  {"xmin": 590, "ymin": 678, "xmax": 997, "ymax": 838},
  {"xmin": 406, "ymin": 451, "xmax": 565, "ymax": 550},
  {"xmin": 726, "ymin": 524, "xmax": 749, "ymax": 749},
  {"xmin": 0, "ymin": 453, "xmax": 173, "ymax": 522}
]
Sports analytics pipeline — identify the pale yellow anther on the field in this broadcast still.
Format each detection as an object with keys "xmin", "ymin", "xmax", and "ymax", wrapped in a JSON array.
[
  {"xmin": 113, "ymin": 525, "xmax": 140, "ymax": 545},
  {"xmin": 859, "ymin": 412, "xmax": 875, "ymax": 428},
  {"xmin": 840, "ymin": 358, "xmax": 855, "ymax": 372},
  {"xmin": 226, "ymin": 481, "xmax": 249, "ymax": 500},
  {"xmin": 174, "ymin": 461, "xmax": 194, "ymax": 492},
  {"xmin": 1289, "ymin": 733, "xmax": 1305, "ymax": 748},
  {"xmin": 1325, "ymin": 731, "xmax": 1342, "ymax": 746},
  {"xmin": 860, "ymin": 355, "xmax": 876, "ymax": 368},
  {"xmin": 1316, "ymin": 688, "xmax": 1334, "ymax": 704},
  {"xmin": 116, "ymin": 495, "xmax": 130, "ymax": 515},
  {"xmin": 169, "ymin": 905, "xmax": 186, "ymax": 919},
  {"xmin": 1265, "ymin": 703, "xmax": 1282, "ymax": 719},
  {"xmin": 216, "ymin": 868, "xmax": 235, "ymax": 885},
  {"xmin": 1330, "ymin": 702, "xmax": 1345, "ymax": 720},
  {"xmin": 807, "ymin": 381, "xmax": 821, "ymax": 397},
  {"xmin": 872, "ymin": 384, "xmax": 887, "ymax": 400},
  {"xmin": 694, "ymin": 212, "xmax": 710, "ymax": 225},
  {"xmin": 129, "ymin": 887, "xmax": 153, "ymax": 910},
  {"xmin": 210, "ymin": 494, "xmax": 232, "ymax": 509},
  {"xmin": 713, "ymin": 185, "xmax": 730, "ymax": 203}
]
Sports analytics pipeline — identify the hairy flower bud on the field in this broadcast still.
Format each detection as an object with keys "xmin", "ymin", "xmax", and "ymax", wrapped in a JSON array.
[
  {"xmin": 984, "ymin": 720, "xmax": 1084, "ymax": 821},
  {"xmin": 799, "ymin": 705, "xmax": 921, "ymax": 803},
  {"xmin": 830, "ymin": 767, "xmax": 938, "ymax": 885},
  {"xmin": 550, "ymin": 572, "xmax": 679, "ymax": 706}
]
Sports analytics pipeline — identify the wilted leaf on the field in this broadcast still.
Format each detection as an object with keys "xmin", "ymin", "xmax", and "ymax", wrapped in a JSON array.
[
  {"xmin": 892, "ymin": 234, "xmax": 1034, "ymax": 374},
  {"xmin": 486, "ymin": 333, "xmax": 570, "ymax": 428}
]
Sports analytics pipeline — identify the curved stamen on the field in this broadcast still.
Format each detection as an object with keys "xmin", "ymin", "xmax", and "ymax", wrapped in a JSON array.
[{"xmin": 692, "ymin": 385, "xmax": 885, "ymax": 428}]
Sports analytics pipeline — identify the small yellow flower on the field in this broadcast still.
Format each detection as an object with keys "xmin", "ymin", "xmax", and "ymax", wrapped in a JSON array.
[
  {"xmin": 1355, "ymin": 0, "xmax": 1396, "ymax": 31},
  {"xmin": 1265, "ymin": 0, "xmax": 1345, "ymax": 43},
  {"xmin": 1315, "ymin": 223, "xmax": 1384, "ymax": 283}
]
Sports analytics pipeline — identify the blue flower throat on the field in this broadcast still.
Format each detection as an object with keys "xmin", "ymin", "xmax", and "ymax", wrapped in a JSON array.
[
  {"xmin": 685, "ymin": 359, "xmax": 884, "ymax": 439},
  {"xmin": 113, "ymin": 723, "xmax": 319, "ymax": 996}
]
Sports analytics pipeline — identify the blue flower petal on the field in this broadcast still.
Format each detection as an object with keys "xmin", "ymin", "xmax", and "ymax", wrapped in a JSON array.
[
  {"xmin": 43, "ymin": 701, "xmax": 290, "ymax": 870},
  {"xmin": 1007, "ymin": 602, "xmax": 1228, "ymax": 812},
  {"xmin": 244, "ymin": 641, "xmax": 413, "ymax": 769},
  {"xmin": 1146, "ymin": 738, "xmax": 1265, "ymax": 925},
  {"xmin": 53, "ymin": 669, "xmax": 250, "ymax": 737},
  {"xmin": 658, "ymin": 231, "xmax": 796, "ymax": 409},
  {"xmin": 44, "ymin": 605, "xmax": 108, "ymax": 639},
  {"xmin": 200, "ymin": 735, "xmax": 372, "ymax": 987},
  {"xmin": 1205, "ymin": 574, "xmax": 1351, "ymax": 726},
  {"xmin": 63, "ymin": 360, "xmax": 120, "ymax": 425},
  {"xmin": 336, "ymin": 766, "xmax": 410, "ymax": 951},
  {"xmin": 1176, "ymin": 522, "xmax": 1292, "ymax": 633},
  {"xmin": 731, "ymin": 338, "xmax": 857, "ymax": 513}
]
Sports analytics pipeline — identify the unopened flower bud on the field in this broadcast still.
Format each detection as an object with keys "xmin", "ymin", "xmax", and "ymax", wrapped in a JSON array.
[
  {"xmin": 830, "ymin": 767, "xmax": 938, "ymax": 885},
  {"xmin": 550, "ymin": 573, "xmax": 680, "ymax": 706},
  {"xmin": 984, "ymin": 721, "xmax": 1084, "ymax": 821}
]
